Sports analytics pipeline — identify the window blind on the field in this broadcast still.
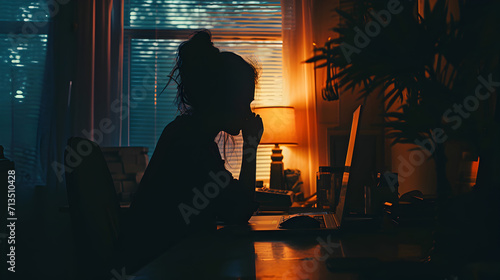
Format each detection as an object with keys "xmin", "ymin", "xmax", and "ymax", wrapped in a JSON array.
[
  {"xmin": 124, "ymin": 0, "xmax": 281, "ymax": 36},
  {"xmin": 0, "ymin": 1, "xmax": 50, "ymax": 22},
  {"xmin": 0, "ymin": 1, "xmax": 49, "ymax": 185},
  {"xmin": 124, "ymin": 0, "xmax": 283, "ymax": 181}
]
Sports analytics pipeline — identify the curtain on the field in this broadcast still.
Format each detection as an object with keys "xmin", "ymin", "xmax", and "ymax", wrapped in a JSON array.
[
  {"xmin": 72, "ymin": 0, "xmax": 123, "ymax": 147},
  {"xmin": 38, "ymin": 0, "xmax": 123, "ymax": 189},
  {"xmin": 11, "ymin": 2, "xmax": 125, "ymax": 278},
  {"xmin": 281, "ymin": 0, "xmax": 319, "ymax": 196}
]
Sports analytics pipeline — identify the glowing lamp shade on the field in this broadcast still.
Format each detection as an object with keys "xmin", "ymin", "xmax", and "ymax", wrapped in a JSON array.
[
  {"xmin": 254, "ymin": 107, "xmax": 298, "ymax": 189},
  {"xmin": 254, "ymin": 107, "xmax": 298, "ymax": 145}
]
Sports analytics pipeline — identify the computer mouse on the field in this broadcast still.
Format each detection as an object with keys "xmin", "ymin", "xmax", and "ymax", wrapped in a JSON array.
[
  {"xmin": 279, "ymin": 215, "xmax": 321, "ymax": 229},
  {"xmin": 400, "ymin": 190, "xmax": 424, "ymax": 203}
]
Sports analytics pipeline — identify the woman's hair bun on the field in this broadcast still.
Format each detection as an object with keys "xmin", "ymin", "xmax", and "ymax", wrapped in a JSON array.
[
  {"xmin": 166, "ymin": 29, "xmax": 257, "ymax": 114},
  {"xmin": 174, "ymin": 30, "xmax": 221, "ymax": 111},
  {"xmin": 179, "ymin": 29, "xmax": 219, "ymax": 61}
]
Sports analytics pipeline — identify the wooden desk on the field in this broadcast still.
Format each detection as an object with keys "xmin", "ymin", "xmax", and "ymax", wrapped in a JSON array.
[{"xmin": 131, "ymin": 224, "xmax": 434, "ymax": 280}]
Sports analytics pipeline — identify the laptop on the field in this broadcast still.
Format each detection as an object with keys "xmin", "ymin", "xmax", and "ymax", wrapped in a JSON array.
[{"xmin": 248, "ymin": 105, "xmax": 362, "ymax": 232}]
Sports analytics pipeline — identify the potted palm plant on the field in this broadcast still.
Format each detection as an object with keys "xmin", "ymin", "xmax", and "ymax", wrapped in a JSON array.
[
  {"xmin": 307, "ymin": 0, "xmax": 500, "ymax": 202},
  {"xmin": 307, "ymin": 0, "xmax": 500, "ymax": 270}
]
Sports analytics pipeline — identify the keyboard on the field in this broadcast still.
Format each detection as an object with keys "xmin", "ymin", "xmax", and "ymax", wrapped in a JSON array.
[
  {"xmin": 313, "ymin": 215, "xmax": 327, "ymax": 228},
  {"xmin": 255, "ymin": 188, "xmax": 294, "ymax": 208}
]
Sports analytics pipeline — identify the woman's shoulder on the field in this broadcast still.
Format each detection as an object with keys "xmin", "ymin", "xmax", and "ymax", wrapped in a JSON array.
[
  {"xmin": 159, "ymin": 115, "xmax": 195, "ymax": 140},
  {"xmin": 164, "ymin": 114, "xmax": 191, "ymax": 130},
  {"xmin": 149, "ymin": 115, "xmax": 193, "ymax": 158}
]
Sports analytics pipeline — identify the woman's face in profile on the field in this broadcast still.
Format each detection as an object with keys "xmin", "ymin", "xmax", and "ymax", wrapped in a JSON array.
[{"xmin": 220, "ymin": 81, "xmax": 255, "ymax": 136}]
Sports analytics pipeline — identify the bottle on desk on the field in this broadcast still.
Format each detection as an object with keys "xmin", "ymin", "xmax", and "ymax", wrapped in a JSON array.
[
  {"xmin": 317, "ymin": 166, "xmax": 332, "ymax": 209},
  {"xmin": 317, "ymin": 166, "xmax": 344, "ymax": 210}
]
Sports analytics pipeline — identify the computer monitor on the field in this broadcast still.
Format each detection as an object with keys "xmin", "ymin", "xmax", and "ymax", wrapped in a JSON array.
[{"xmin": 334, "ymin": 105, "xmax": 362, "ymax": 225}]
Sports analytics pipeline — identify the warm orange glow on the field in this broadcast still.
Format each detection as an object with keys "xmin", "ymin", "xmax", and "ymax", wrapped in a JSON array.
[
  {"xmin": 154, "ymin": 53, "xmax": 158, "ymax": 106},
  {"xmin": 254, "ymin": 107, "xmax": 298, "ymax": 145},
  {"xmin": 344, "ymin": 106, "xmax": 360, "ymax": 168},
  {"xmin": 470, "ymin": 158, "xmax": 479, "ymax": 184}
]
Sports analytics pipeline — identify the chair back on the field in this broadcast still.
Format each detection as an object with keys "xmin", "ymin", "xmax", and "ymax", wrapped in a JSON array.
[{"xmin": 65, "ymin": 137, "xmax": 121, "ymax": 279}]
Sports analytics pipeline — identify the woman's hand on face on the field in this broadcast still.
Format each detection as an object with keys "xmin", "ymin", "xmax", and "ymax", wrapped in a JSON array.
[{"xmin": 242, "ymin": 113, "xmax": 263, "ymax": 148}]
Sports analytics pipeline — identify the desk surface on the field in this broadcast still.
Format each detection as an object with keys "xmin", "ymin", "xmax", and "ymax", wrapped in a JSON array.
[{"xmin": 131, "ymin": 223, "xmax": 434, "ymax": 280}]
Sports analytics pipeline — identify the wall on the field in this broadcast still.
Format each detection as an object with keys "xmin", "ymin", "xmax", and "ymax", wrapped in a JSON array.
[
  {"xmin": 311, "ymin": 0, "xmax": 386, "ymax": 207},
  {"xmin": 312, "ymin": 0, "xmax": 340, "ymax": 168}
]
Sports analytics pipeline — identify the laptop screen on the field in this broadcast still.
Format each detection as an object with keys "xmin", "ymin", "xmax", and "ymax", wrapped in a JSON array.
[{"xmin": 334, "ymin": 105, "xmax": 362, "ymax": 226}]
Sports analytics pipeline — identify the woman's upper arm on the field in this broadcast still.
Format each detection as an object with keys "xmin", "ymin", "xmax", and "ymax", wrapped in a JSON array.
[{"xmin": 213, "ymin": 174, "xmax": 258, "ymax": 224}]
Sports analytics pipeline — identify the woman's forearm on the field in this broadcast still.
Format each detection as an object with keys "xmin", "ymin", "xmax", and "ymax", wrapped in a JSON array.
[
  {"xmin": 240, "ymin": 113, "xmax": 263, "ymax": 199},
  {"xmin": 239, "ymin": 144, "xmax": 257, "ymax": 197}
]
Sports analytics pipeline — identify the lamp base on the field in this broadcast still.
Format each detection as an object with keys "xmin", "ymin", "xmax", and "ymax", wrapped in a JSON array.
[{"xmin": 270, "ymin": 144, "xmax": 285, "ymax": 190}]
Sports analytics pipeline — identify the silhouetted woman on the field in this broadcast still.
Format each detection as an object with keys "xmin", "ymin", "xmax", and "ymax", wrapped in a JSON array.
[{"xmin": 120, "ymin": 30, "xmax": 263, "ymax": 272}]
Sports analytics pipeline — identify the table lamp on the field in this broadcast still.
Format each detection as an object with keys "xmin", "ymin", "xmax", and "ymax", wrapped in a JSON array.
[{"xmin": 253, "ymin": 107, "xmax": 298, "ymax": 190}]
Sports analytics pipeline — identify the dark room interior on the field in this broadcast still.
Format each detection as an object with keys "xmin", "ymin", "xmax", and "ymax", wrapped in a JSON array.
[{"xmin": 1, "ymin": 0, "xmax": 500, "ymax": 279}]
